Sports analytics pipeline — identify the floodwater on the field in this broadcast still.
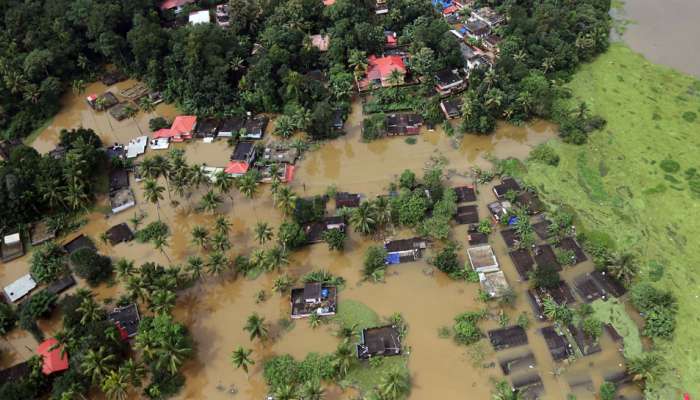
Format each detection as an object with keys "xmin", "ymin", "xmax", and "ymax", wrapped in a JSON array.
[
  {"xmin": 1, "ymin": 88, "xmax": 640, "ymax": 400},
  {"xmin": 619, "ymin": 0, "xmax": 700, "ymax": 77}
]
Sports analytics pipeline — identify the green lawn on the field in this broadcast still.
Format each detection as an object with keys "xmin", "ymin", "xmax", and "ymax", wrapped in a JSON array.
[{"xmin": 521, "ymin": 44, "xmax": 700, "ymax": 398}]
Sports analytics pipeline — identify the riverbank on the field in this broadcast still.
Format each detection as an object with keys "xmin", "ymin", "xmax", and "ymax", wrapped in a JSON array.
[{"xmin": 522, "ymin": 43, "xmax": 700, "ymax": 398}]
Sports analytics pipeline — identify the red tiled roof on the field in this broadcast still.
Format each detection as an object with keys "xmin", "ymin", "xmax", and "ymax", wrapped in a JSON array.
[
  {"xmin": 159, "ymin": 0, "xmax": 194, "ymax": 10},
  {"xmin": 37, "ymin": 338, "xmax": 69, "ymax": 375},
  {"xmin": 152, "ymin": 128, "xmax": 173, "ymax": 139},
  {"xmin": 284, "ymin": 165, "xmax": 295, "ymax": 183},
  {"xmin": 385, "ymin": 32, "xmax": 397, "ymax": 46},
  {"xmin": 443, "ymin": 5, "xmax": 459, "ymax": 15},
  {"xmin": 225, "ymin": 161, "xmax": 249, "ymax": 175},
  {"xmin": 322, "ymin": 0, "xmax": 335, "ymax": 5},
  {"xmin": 366, "ymin": 55, "xmax": 406, "ymax": 81},
  {"xmin": 170, "ymin": 115, "xmax": 197, "ymax": 135}
]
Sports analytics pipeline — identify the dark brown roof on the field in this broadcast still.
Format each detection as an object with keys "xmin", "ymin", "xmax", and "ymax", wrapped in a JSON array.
[
  {"xmin": 453, "ymin": 185, "xmax": 476, "ymax": 202},
  {"xmin": 556, "ymin": 237, "xmax": 587, "ymax": 264},
  {"xmin": 63, "ymin": 234, "xmax": 95, "ymax": 255},
  {"xmin": 534, "ymin": 244, "xmax": 561, "ymax": 270},
  {"xmin": 532, "ymin": 220, "xmax": 551, "ymax": 240},
  {"xmin": 335, "ymin": 192, "xmax": 361, "ymax": 208},
  {"xmin": 540, "ymin": 326, "xmax": 572, "ymax": 362},
  {"xmin": 357, "ymin": 325, "xmax": 401, "ymax": 359},
  {"xmin": 106, "ymin": 223, "xmax": 134, "ymax": 245},
  {"xmin": 303, "ymin": 282, "xmax": 322, "ymax": 300},
  {"xmin": 591, "ymin": 271, "xmax": 626, "ymax": 297},
  {"xmin": 109, "ymin": 169, "xmax": 129, "ymax": 192},
  {"xmin": 468, "ymin": 232, "xmax": 488, "ymax": 246},
  {"xmin": 384, "ymin": 237, "xmax": 425, "ymax": 252},
  {"xmin": 541, "ymin": 281, "xmax": 576, "ymax": 305},
  {"xmin": 500, "ymin": 228, "xmax": 519, "ymax": 248},
  {"xmin": 509, "ymin": 249, "xmax": 534, "ymax": 280},
  {"xmin": 45, "ymin": 274, "xmax": 76, "ymax": 295},
  {"xmin": 488, "ymin": 326, "xmax": 528, "ymax": 351},
  {"xmin": 574, "ymin": 273, "xmax": 605, "ymax": 303},
  {"xmin": 493, "ymin": 177, "xmax": 521, "ymax": 199},
  {"xmin": 454, "ymin": 205, "xmax": 478, "ymax": 224}
]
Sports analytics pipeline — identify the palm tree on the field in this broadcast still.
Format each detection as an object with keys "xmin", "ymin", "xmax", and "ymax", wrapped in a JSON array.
[
  {"xmin": 541, "ymin": 57, "xmax": 555, "ymax": 74},
  {"xmin": 605, "ymin": 252, "xmax": 637, "ymax": 287},
  {"xmin": 350, "ymin": 201, "xmax": 377, "ymax": 235},
  {"xmin": 492, "ymin": 380, "xmax": 524, "ymax": 400},
  {"xmin": 254, "ymin": 222, "xmax": 273, "ymax": 245},
  {"xmin": 191, "ymin": 225, "xmax": 209, "ymax": 251},
  {"xmin": 348, "ymin": 49, "xmax": 368, "ymax": 80},
  {"xmin": 237, "ymin": 171, "xmax": 259, "ymax": 198},
  {"xmin": 214, "ymin": 170, "xmax": 236, "ymax": 203},
  {"xmin": 284, "ymin": 71, "xmax": 304, "ymax": 102},
  {"xmin": 244, "ymin": 313, "xmax": 268, "ymax": 341},
  {"xmin": 335, "ymin": 324, "xmax": 358, "ymax": 344},
  {"xmin": 152, "ymin": 233, "xmax": 171, "ymax": 263},
  {"xmin": 126, "ymin": 276, "xmax": 147, "ymax": 303},
  {"xmin": 211, "ymin": 231, "xmax": 231, "ymax": 252},
  {"xmin": 207, "ymin": 251, "xmax": 228, "ymax": 275},
  {"xmin": 214, "ymin": 216, "xmax": 232, "ymax": 236},
  {"xmin": 143, "ymin": 179, "xmax": 165, "ymax": 220},
  {"xmin": 333, "ymin": 342, "xmax": 353, "ymax": 377},
  {"xmin": 373, "ymin": 196, "xmax": 391, "ymax": 232},
  {"xmin": 186, "ymin": 256, "xmax": 205, "ymax": 281},
  {"xmin": 189, "ymin": 164, "xmax": 208, "ymax": 190},
  {"xmin": 263, "ymin": 247, "xmax": 289, "ymax": 272},
  {"xmin": 150, "ymin": 289, "xmax": 176, "ymax": 314},
  {"xmin": 81, "ymin": 346, "xmax": 116, "ymax": 385},
  {"xmin": 275, "ymin": 186, "xmax": 297, "ymax": 216},
  {"xmin": 78, "ymin": 296, "xmax": 104, "ymax": 326},
  {"xmin": 101, "ymin": 369, "xmax": 129, "ymax": 400},
  {"xmin": 119, "ymin": 359, "xmax": 145, "ymax": 387},
  {"xmin": 115, "ymin": 258, "xmax": 135, "ymax": 282},
  {"xmin": 158, "ymin": 339, "xmax": 192, "ymax": 375},
  {"xmin": 249, "ymin": 248, "xmax": 266, "ymax": 271},
  {"xmin": 230, "ymin": 346, "xmax": 255, "ymax": 376},
  {"xmin": 198, "ymin": 190, "xmax": 222, "ymax": 214},
  {"xmin": 274, "ymin": 384, "xmax": 296, "ymax": 400},
  {"xmin": 387, "ymin": 69, "xmax": 404, "ymax": 99},
  {"xmin": 378, "ymin": 368, "xmax": 410, "ymax": 400},
  {"xmin": 627, "ymin": 353, "xmax": 663, "ymax": 386},
  {"xmin": 299, "ymin": 380, "xmax": 324, "ymax": 400},
  {"xmin": 542, "ymin": 298, "xmax": 573, "ymax": 325}
]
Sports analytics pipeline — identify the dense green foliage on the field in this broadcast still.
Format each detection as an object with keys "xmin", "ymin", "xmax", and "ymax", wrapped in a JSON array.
[
  {"xmin": 0, "ymin": 128, "xmax": 103, "ymax": 232},
  {"xmin": 70, "ymin": 247, "xmax": 114, "ymax": 286},
  {"xmin": 30, "ymin": 241, "xmax": 68, "ymax": 284},
  {"xmin": 262, "ymin": 353, "xmax": 336, "ymax": 393},
  {"xmin": 0, "ymin": 302, "xmax": 17, "ymax": 336},
  {"xmin": 630, "ymin": 283, "xmax": 677, "ymax": 339},
  {"xmin": 453, "ymin": 310, "xmax": 486, "ymax": 345},
  {"xmin": 363, "ymin": 245, "xmax": 388, "ymax": 282}
]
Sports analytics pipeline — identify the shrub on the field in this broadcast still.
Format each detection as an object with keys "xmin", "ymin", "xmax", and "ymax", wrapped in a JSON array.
[
  {"xmin": 30, "ymin": 242, "xmax": 68, "ymax": 284},
  {"xmin": 453, "ymin": 310, "xmax": 486, "ymax": 345},
  {"xmin": 135, "ymin": 221, "xmax": 169, "ymax": 243},
  {"xmin": 278, "ymin": 221, "xmax": 307, "ymax": 250},
  {"xmin": 599, "ymin": 381, "xmax": 616, "ymax": 400},
  {"xmin": 322, "ymin": 228, "xmax": 346, "ymax": 251},
  {"xmin": 302, "ymin": 270, "xmax": 345, "ymax": 287},
  {"xmin": 582, "ymin": 317, "xmax": 603, "ymax": 341},
  {"xmin": 432, "ymin": 243, "xmax": 460, "ymax": 275},
  {"xmin": 0, "ymin": 303, "xmax": 18, "ymax": 335},
  {"xmin": 659, "ymin": 159, "xmax": 680, "ymax": 173},
  {"xmin": 529, "ymin": 143, "xmax": 560, "ymax": 166},
  {"xmin": 363, "ymin": 246, "xmax": 388, "ymax": 282},
  {"xmin": 20, "ymin": 291, "xmax": 57, "ymax": 320},
  {"xmin": 529, "ymin": 265, "xmax": 560, "ymax": 289},
  {"xmin": 70, "ymin": 247, "xmax": 113, "ymax": 286},
  {"xmin": 630, "ymin": 283, "xmax": 677, "ymax": 339},
  {"xmin": 293, "ymin": 196, "xmax": 327, "ymax": 225},
  {"xmin": 149, "ymin": 117, "xmax": 170, "ymax": 131},
  {"xmin": 399, "ymin": 169, "xmax": 417, "ymax": 189}
]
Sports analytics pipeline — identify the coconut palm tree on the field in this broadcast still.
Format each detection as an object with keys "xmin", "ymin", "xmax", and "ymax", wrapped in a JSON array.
[
  {"xmin": 214, "ymin": 170, "xmax": 236, "ymax": 203},
  {"xmin": 211, "ymin": 231, "xmax": 231, "ymax": 252},
  {"xmin": 299, "ymin": 380, "xmax": 324, "ymax": 400},
  {"xmin": 626, "ymin": 353, "xmax": 664, "ymax": 386},
  {"xmin": 115, "ymin": 258, "xmax": 135, "ymax": 282},
  {"xmin": 207, "ymin": 251, "xmax": 228, "ymax": 275},
  {"xmin": 126, "ymin": 276, "xmax": 147, "ymax": 304},
  {"xmin": 275, "ymin": 186, "xmax": 297, "ymax": 216},
  {"xmin": 230, "ymin": 346, "xmax": 255, "ymax": 376},
  {"xmin": 263, "ymin": 247, "xmax": 289, "ymax": 272},
  {"xmin": 190, "ymin": 164, "xmax": 208, "ymax": 190},
  {"xmin": 119, "ymin": 359, "xmax": 145, "ymax": 387},
  {"xmin": 249, "ymin": 248, "xmax": 266, "ymax": 271},
  {"xmin": 78, "ymin": 296, "xmax": 104, "ymax": 326},
  {"xmin": 81, "ymin": 346, "xmax": 116, "ymax": 385},
  {"xmin": 348, "ymin": 49, "xmax": 368, "ymax": 80},
  {"xmin": 157, "ymin": 339, "xmax": 192, "ymax": 375},
  {"xmin": 542, "ymin": 298, "xmax": 573, "ymax": 325},
  {"xmin": 378, "ymin": 368, "xmax": 410, "ymax": 400},
  {"xmin": 214, "ymin": 216, "xmax": 232, "ymax": 236},
  {"xmin": 152, "ymin": 233, "xmax": 171, "ymax": 263},
  {"xmin": 198, "ymin": 190, "xmax": 222, "ymax": 214},
  {"xmin": 373, "ymin": 196, "xmax": 391, "ymax": 232},
  {"xmin": 333, "ymin": 342, "xmax": 354, "ymax": 377},
  {"xmin": 191, "ymin": 225, "xmax": 209, "ymax": 251},
  {"xmin": 335, "ymin": 324, "xmax": 358, "ymax": 344},
  {"xmin": 274, "ymin": 384, "xmax": 296, "ymax": 400},
  {"xmin": 143, "ymin": 179, "xmax": 165, "ymax": 220},
  {"xmin": 244, "ymin": 313, "xmax": 268, "ymax": 341},
  {"xmin": 254, "ymin": 222, "xmax": 273, "ymax": 245},
  {"xmin": 101, "ymin": 369, "xmax": 129, "ymax": 400},
  {"xmin": 150, "ymin": 289, "xmax": 176, "ymax": 314},
  {"xmin": 237, "ymin": 171, "xmax": 259, "ymax": 198},
  {"xmin": 605, "ymin": 252, "xmax": 637, "ymax": 287},
  {"xmin": 186, "ymin": 256, "xmax": 205, "ymax": 281},
  {"xmin": 350, "ymin": 201, "xmax": 377, "ymax": 235}
]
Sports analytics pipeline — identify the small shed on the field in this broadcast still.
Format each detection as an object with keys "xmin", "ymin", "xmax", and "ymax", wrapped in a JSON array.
[
  {"xmin": 499, "ymin": 352, "xmax": 536, "ymax": 376},
  {"xmin": 532, "ymin": 220, "xmax": 551, "ymax": 240},
  {"xmin": 540, "ymin": 326, "xmax": 573, "ymax": 362},
  {"xmin": 290, "ymin": 284, "xmax": 337, "ymax": 319},
  {"xmin": 479, "ymin": 271, "xmax": 510, "ymax": 298},
  {"xmin": 499, "ymin": 228, "xmax": 519, "ymax": 248},
  {"xmin": 105, "ymin": 223, "xmax": 134, "ymax": 245},
  {"xmin": 45, "ymin": 275, "xmax": 76, "ymax": 296},
  {"xmin": 454, "ymin": 205, "xmax": 478, "ymax": 224},
  {"xmin": 493, "ymin": 177, "xmax": 521, "ymax": 200},
  {"xmin": 509, "ymin": 248, "xmax": 534, "ymax": 280},
  {"xmin": 335, "ymin": 192, "xmax": 361, "ymax": 208},
  {"xmin": 534, "ymin": 244, "xmax": 561, "ymax": 271},
  {"xmin": 126, "ymin": 136, "xmax": 148, "ymax": 159},
  {"xmin": 556, "ymin": 237, "xmax": 587, "ymax": 264},
  {"xmin": 487, "ymin": 325, "xmax": 528, "ymax": 351},
  {"xmin": 467, "ymin": 245, "xmax": 499, "ymax": 273},
  {"xmin": 384, "ymin": 237, "xmax": 427, "ymax": 263},
  {"xmin": 3, "ymin": 274, "xmax": 37, "ymax": 302},
  {"xmin": 1, "ymin": 233, "xmax": 24, "ymax": 262},
  {"xmin": 453, "ymin": 185, "xmax": 476, "ymax": 203},
  {"xmin": 37, "ymin": 338, "xmax": 69, "ymax": 375},
  {"xmin": 30, "ymin": 220, "xmax": 56, "ymax": 246},
  {"xmin": 63, "ymin": 234, "xmax": 96, "ymax": 255},
  {"xmin": 108, "ymin": 304, "xmax": 141, "ymax": 339},
  {"xmin": 356, "ymin": 325, "xmax": 402, "ymax": 360}
]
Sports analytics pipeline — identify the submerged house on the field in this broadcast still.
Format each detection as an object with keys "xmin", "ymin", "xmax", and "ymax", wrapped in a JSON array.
[
  {"xmin": 384, "ymin": 237, "xmax": 427, "ymax": 264},
  {"xmin": 38, "ymin": 338, "xmax": 69, "ymax": 375},
  {"xmin": 434, "ymin": 69, "xmax": 465, "ymax": 96},
  {"xmin": 385, "ymin": 113, "xmax": 423, "ymax": 136},
  {"xmin": 335, "ymin": 192, "xmax": 361, "ymax": 208},
  {"xmin": 242, "ymin": 116, "xmax": 269, "ymax": 140},
  {"xmin": 30, "ymin": 220, "xmax": 56, "ymax": 247},
  {"xmin": 479, "ymin": 270, "xmax": 510, "ymax": 298},
  {"xmin": 86, "ymin": 92, "xmax": 118, "ymax": 111},
  {"xmin": 493, "ymin": 177, "xmax": 521, "ymax": 199},
  {"xmin": 105, "ymin": 223, "xmax": 134, "ymax": 245},
  {"xmin": 226, "ymin": 141, "xmax": 257, "ymax": 176},
  {"xmin": 467, "ymin": 244, "xmax": 499, "ymax": 273},
  {"xmin": 3, "ymin": 274, "xmax": 36, "ymax": 303},
  {"xmin": 357, "ymin": 55, "xmax": 406, "ymax": 91},
  {"xmin": 217, "ymin": 117, "xmax": 244, "ymax": 138},
  {"xmin": 1, "ymin": 232, "xmax": 25, "ymax": 262},
  {"xmin": 357, "ymin": 325, "xmax": 401, "ymax": 359},
  {"xmin": 304, "ymin": 216, "xmax": 347, "ymax": 244},
  {"xmin": 472, "ymin": 7, "xmax": 505, "ymax": 28},
  {"xmin": 108, "ymin": 304, "xmax": 141, "ymax": 340},
  {"xmin": 154, "ymin": 116, "xmax": 197, "ymax": 142},
  {"xmin": 194, "ymin": 118, "xmax": 220, "ymax": 138},
  {"xmin": 440, "ymin": 98, "xmax": 463, "ymax": 119},
  {"xmin": 290, "ymin": 282, "xmax": 338, "ymax": 319}
]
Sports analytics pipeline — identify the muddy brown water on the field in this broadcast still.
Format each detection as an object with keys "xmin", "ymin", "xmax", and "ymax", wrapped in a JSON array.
[
  {"xmin": 0, "ymin": 90, "xmax": 639, "ymax": 399},
  {"xmin": 619, "ymin": 0, "xmax": 700, "ymax": 77}
]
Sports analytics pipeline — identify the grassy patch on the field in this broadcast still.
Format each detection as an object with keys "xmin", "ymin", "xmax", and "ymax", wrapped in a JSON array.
[
  {"xmin": 333, "ymin": 300, "xmax": 380, "ymax": 329},
  {"xmin": 522, "ymin": 44, "xmax": 700, "ymax": 397},
  {"xmin": 343, "ymin": 355, "xmax": 409, "ymax": 395},
  {"xmin": 591, "ymin": 299, "xmax": 642, "ymax": 359}
]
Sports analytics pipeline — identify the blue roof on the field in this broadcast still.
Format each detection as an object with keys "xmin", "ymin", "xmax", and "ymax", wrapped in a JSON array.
[
  {"xmin": 432, "ymin": 0, "xmax": 452, "ymax": 9},
  {"xmin": 385, "ymin": 253, "xmax": 401, "ymax": 265}
]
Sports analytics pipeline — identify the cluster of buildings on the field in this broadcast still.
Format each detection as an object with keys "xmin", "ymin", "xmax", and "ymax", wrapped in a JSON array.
[
  {"xmin": 158, "ymin": 0, "xmax": 230, "ymax": 27},
  {"xmin": 86, "ymin": 82, "xmax": 162, "ymax": 121}
]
